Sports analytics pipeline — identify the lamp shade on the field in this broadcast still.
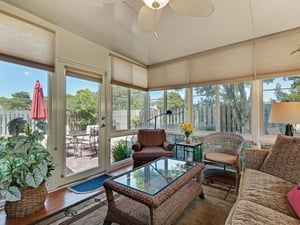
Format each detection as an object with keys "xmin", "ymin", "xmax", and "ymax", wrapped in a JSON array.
[{"xmin": 269, "ymin": 102, "xmax": 300, "ymax": 124}]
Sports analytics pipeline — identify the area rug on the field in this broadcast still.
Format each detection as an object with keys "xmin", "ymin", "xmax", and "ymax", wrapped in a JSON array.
[
  {"xmin": 68, "ymin": 174, "xmax": 112, "ymax": 194},
  {"xmin": 33, "ymin": 184, "xmax": 236, "ymax": 225}
]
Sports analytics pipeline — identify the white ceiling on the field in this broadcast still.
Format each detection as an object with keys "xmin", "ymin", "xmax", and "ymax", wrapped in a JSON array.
[{"xmin": 2, "ymin": 0, "xmax": 300, "ymax": 66}]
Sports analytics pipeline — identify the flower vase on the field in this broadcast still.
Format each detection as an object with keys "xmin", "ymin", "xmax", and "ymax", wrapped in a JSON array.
[{"xmin": 185, "ymin": 135, "xmax": 191, "ymax": 144}]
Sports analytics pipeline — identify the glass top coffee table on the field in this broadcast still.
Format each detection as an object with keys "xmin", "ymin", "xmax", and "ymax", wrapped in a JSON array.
[{"xmin": 103, "ymin": 157, "xmax": 204, "ymax": 225}]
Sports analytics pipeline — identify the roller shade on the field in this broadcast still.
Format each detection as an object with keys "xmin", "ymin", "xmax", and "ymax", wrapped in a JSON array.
[
  {"xmin": 148, "ymin": 29, "xmax": 300, "ymax": 90},
  {"xmin": 0, "ymin": 11, "xmax": 55, "ymax": 71},
  {"xmin": 188, "ymin": 42, "xmax": 254, "ymax": 86},
  {"xmin": 65, "ymin": 66, "xmax": 103, "ymax": 83},
  {"xmin": 255, "ymin": 30, "xmax": 300, "ymax": 79},
  {"xmin": 148, "ymin": 60, "xmax": 189, "ymax": 90},
  {"xmin": 111, "ymin": 55, "xmax": 147, "ymax": 90}
]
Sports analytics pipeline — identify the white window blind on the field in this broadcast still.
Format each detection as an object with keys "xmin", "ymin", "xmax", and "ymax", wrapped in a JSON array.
[
  {"xmin": 111, "ymin": 55, "xmax": 148, "ymax": 90},
  {"xmin": 255, "ymin": 30, "xmax": 300, "ymax": 79},
  {"xmin": 0, "ymin": 11, "xmax": 55, "ymax": 71},
  {"xmin": 148, "ymin": 60, "xmax": 189, "ymax": 90},
  {"xmin": 65, "ymin": 66, "xmax": 103, "ymax": 83},
  {"xmin": 148, "ymin": 29, "xmax": 300, "ymax": 90}
]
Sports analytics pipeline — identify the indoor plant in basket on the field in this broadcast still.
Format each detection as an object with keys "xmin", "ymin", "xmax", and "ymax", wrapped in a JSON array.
[{"xmin": 0, "ymin": 118, "xmax": 56, "ymax": 218}]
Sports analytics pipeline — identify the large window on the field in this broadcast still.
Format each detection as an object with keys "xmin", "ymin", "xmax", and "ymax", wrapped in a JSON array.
[
  {"xmin": 0, "ymin": 60, "xmax": 49, "ymax": 136},
  {"xmin": 112, "ymin": 85, "xmax": 146, "ymax": 131},
  {"xmin": 148, "ymin": 89, "xmax": 185, "ymax": 130},
  {"xmin": 220, "ymin": 82, "xmax": 252, "ymax": 134},
  {"xmin": 192, "ymin": 81, "xmax": 251, "ymax": 134},
  {"xmin": 192, "ymin": 85, "xmax": 216, "ymax": 131},
  {"xmin": 131, "ymin": 89, "xmax": 146, "ymax": 130},
  {"xmin": 167, "ymin": 89, "xmax": 185, "ymax": 131},
  {"xmin": 149, "ymin": 90, "xmax": 164, "ymax": 129},
  {"xmin": 263, "ymin": 76, "xmax": 300, "ymax": 135}
]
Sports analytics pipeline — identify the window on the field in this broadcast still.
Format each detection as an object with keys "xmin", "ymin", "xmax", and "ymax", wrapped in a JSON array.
[
  {"xmin": 110, "ymin": 135, "xmax": 135, "ymax": 163},
  {"xmin": 192, "ymin": 85, "xmax": 216, "ymax": 131},
  {"xmin": 112, "ymin": 85, "xmax": 146, "ymax": 131},
  {"xmin": 0, "ymin": 60, "xmax": 49, "ymax": 135},
  {"xmin": 149, "ymin": 90, "xmax": 164, "ymax": 129},
  {"xmin": 220, "ymin": 82, "xmax": 252, "ymax": 134},
  {"xmin": 166, "ymin": 89, "xmax": 185, "ymax": 131},
  {"xmin": 192, "ymin": 81, "xmax": 251, "ymax": 134},
  {"xmin": 263, "ymin": 76, "xmax": 300, "ymax": 135},
  {"xmin": 131, "ymin": 89, "xmax": 146, "ymax": 129},
  {"xmin": 148, "ymin": 89, "xmax": 185, "ymax": 130}
]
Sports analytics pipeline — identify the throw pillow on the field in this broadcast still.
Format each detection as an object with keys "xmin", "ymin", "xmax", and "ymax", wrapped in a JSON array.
[
  {"xmin": 287, "ymin": 183, "xmax": 300, "ymax": 218},
  {"xmin": 261, "ymin": 135, "xmax": 300, "ymax": 184}
]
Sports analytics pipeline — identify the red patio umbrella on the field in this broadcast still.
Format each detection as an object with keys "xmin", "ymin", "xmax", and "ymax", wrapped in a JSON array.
[{"xmin": 30, "ymin": 80, "xmax": 47, "ymax": 120}]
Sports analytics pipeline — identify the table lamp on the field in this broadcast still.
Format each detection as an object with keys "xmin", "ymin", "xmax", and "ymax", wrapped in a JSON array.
[{"xmin": 269, "ymin": 102, "xmax": 300, "ymax": 136}]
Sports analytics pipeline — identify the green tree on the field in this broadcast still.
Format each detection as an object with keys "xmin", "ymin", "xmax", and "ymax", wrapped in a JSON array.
[
  {"xmin": 0, "ymin": 91, "xmax": 31, "ymax": 110},
  {"xmin": 131, "ymin": 89, "xmax": 145, "ymax": 109},
  {"xmin": 155, "ymin": 91, "xmax": 184, "ymax": 110},
  {"xmin": 66, "ymin": 89, "xmax": 98, "ymax": 131},
  {"xmin": 285, "ymin": 77, "xmax": 300, "ymax": 101},
  {"xmin": 193, "ymin": 86, "xmax": 216, "ymax": 104},
  {"xmin": 264, "ymin": 77, "xmax": 300, "ymax": 102},
  {"xmin": 221, "ymin": 82, "xmax": 251, "ymax": 134},
  {"xmin": 112, "ymin": 85, "xmax": 128, "ymax": 110}
]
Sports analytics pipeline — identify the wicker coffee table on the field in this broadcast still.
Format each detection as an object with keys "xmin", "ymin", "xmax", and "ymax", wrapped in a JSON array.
[{"xmin": 103, "ymin": 157, "xmax": 204, "ymax": 225}]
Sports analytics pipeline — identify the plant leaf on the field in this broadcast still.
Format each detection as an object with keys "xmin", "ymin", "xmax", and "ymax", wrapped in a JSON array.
[
  {"xmin": 25, "ymin": 171, "xmax": 43, "ymax": 188},
  {"xmin": 1, "ymin": 186, "xmax": 21, "ymax": 202}
]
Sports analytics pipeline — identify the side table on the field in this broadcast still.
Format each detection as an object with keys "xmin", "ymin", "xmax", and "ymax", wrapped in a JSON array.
[{"xmin": 175, "ymin": 142, "xmax": 202, "ymax": 162}]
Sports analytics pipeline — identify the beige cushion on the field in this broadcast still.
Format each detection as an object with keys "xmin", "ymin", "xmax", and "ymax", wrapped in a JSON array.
[
  {"xmin": 205, "ymin": 152, "xmax": 236, "ymax": 165},
  {"xmin": 225, "ymin": 200, "xmax": 300, "ymax": 225},
  {"xmin": 261, "ymin": 135, "xmax": 300, "ymax": 184},
  {"xmin": 239, "ymin": 169, "xmax": 296, "ymax": 218}
]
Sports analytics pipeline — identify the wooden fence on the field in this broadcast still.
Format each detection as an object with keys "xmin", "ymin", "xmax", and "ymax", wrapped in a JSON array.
[
  {"xmin": 0, "ymin": 110, "xmax": 31, "ymax": 136},
  {"xmin": 1, "ymin": 104, "xmax": 275, "ymax": 136}
]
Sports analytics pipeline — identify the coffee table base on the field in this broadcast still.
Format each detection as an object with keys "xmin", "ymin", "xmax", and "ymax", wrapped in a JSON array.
[{"xmin": 103, "ymin": 180, "xmax": 203, "ymax": 225}]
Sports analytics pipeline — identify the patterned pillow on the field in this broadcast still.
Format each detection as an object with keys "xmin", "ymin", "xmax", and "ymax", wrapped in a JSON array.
[
  {"xmin": 287, "ymin": 183, "xmax": 300, "ymax": 218},
  {"xmin": 261, "ymin": 135, "xmax": 300, "ymax": 184}
]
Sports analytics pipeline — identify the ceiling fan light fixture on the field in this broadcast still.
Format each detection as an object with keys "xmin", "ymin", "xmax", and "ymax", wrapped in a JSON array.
[{"xmin": 143, "ymin": 0, "xmax": 170, "ymax": 10}]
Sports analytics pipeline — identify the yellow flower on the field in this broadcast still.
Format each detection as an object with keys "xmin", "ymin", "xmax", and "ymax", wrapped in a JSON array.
[{"xmin": 180, "ymin": 123, "xmax": 194, "ymax": 136}]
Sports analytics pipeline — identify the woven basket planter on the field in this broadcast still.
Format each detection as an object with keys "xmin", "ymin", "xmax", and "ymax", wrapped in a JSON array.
[{"xmin": 5, "ymin": 181, "xmax": 48, "ymax": 218}]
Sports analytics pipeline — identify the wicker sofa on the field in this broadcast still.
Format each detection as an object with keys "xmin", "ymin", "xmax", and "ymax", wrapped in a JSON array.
[{"xmin": 225, "ymin": 135, "xmax": 300, "ymax": 225}]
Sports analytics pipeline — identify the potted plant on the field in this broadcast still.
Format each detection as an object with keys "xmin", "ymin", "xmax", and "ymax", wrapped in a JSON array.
[{"xmin": 0, "ymin": 118, "xmax": 56, "ymax": 217}]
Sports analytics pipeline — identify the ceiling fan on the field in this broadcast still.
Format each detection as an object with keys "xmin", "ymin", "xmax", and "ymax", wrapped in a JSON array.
[
  {"xmin": 138, "ymin": 0, "xmax": 214, "ymax": 32},
  {"xmin": 84, "ymin": 0, "xmax": 214, "ymax": 32}
]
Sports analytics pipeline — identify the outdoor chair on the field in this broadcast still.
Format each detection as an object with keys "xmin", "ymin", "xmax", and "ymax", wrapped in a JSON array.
[
  {"xmin": 202, "ymin": 132, "xmax": 244, "ymax": 191},
  {"xmin": 132, "ymin": 129, "xmax": 174, "ymax": 168},
  {"xmin": 77, "ymin": 126, "xmax": 99, "ymax": 157}
]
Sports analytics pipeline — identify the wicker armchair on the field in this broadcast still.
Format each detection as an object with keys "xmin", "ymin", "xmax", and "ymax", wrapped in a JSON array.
[
  {"xmin": 132, "ymin": 129, "xmax": 174, "ymax": 168},
  {"xmin": 202, "ymin": 132, "xmax": 244, "ymax": 190}
]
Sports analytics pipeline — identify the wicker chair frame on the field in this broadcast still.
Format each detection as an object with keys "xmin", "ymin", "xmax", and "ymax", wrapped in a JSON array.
[{"xmin": 202, "ymin": 132, "xmax": 244, "ymax": 191}]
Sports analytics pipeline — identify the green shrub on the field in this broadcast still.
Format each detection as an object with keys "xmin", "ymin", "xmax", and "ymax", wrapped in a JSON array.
[{"xmin": 112, "ymin": 141, "xmax": 131, "ymax": 162}]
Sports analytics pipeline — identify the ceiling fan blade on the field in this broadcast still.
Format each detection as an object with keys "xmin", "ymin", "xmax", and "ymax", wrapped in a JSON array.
[
  {"xmin": 138, "ymin": 5, "xmax": 162, "ymax": 32},
  {"xmin": 169, "ymin": 0, "xmax": 214, "ymax": 17}
]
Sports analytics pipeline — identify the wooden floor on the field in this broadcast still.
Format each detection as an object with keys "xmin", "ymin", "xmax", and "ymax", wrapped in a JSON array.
[{"xmin": 0, "ymin": 165, "xmax": 132, "ymax": 225}]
